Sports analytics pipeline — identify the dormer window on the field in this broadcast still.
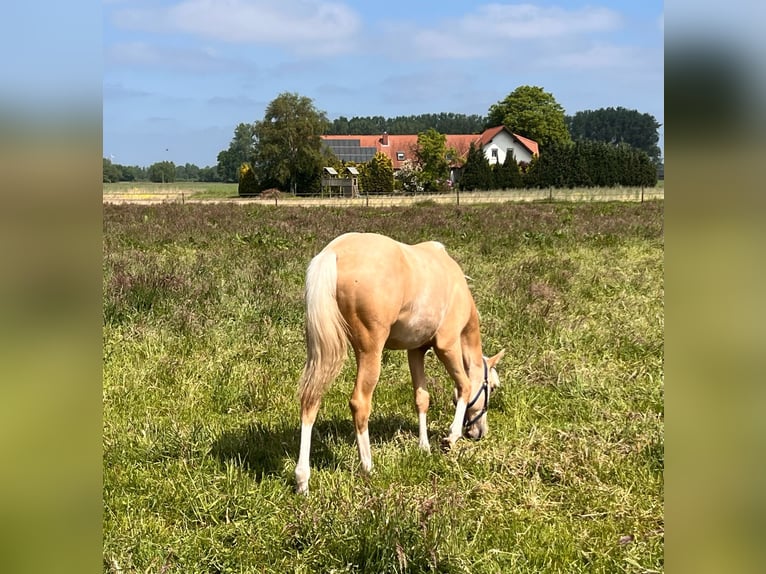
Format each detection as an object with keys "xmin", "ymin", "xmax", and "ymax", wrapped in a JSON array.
[{"xmin": 396, "ymin": 151, "xmax": 405, "ymax": 161}]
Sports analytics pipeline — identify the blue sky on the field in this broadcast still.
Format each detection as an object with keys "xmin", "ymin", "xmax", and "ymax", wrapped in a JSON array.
[{"xmin": 103, "ymin": 0, "xmax": 664, "ymax": 168}]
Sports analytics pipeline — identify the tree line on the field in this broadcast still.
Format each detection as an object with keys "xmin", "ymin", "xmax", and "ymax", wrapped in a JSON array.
[
  {"xmin": 103, "ymin": 158, "xmax": 221, "ymax": 183},
  {"xmin": 459, "ymin": 141, "xmax": 656, "ymax": 192},
  {"xmin": 326, "ymin": 113, "xmax": 487, "ymax": 136}
]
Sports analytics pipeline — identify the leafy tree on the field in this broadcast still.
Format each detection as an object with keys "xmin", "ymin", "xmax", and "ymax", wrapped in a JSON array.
[
  {"xmin": 119, "ymin": 165, "xmax": 144, "ymax": 181},
  {"xmin": 415, "ymin": 128, "xmax": 450, "ymax": 193},
  {"xmin": 360, "ymin": 152, "xmax": 393, "ymax": 195},
  {"xmin": 252, "ymin": 92, "xmax": 329, "ymax": 195},
  {"xmin": 487, "ymin": 86, "xmax": 572, "ymax": 149},
  {"xmin": 148, "ymin": 161, "xmax": 176, "ymax": 183},
  {"xmin": 103, "ymin": 158, "xmax": 122, "ymax": 183},
  {"xmin": 459, "ymin": 143, "xmax": 493, "ymax": 191},
  {"xmin": 217, "ymin": 123, "xmax": 256, "ymax": 183},
  {"xmin": 566, "ymin": 107, "xmax": 662, "ymax": 164},
  {"xmin": 198, "ymin": 166, "xmax": 221, "ymax": 182},
  {"xmin": 493, "ymin": 151, "xmax": 523, "ymax": 189},
  {"xmin": 238, "ymin": 163, "xmax": 258, "ymax": 196},
  {"xmin": 175, "ymin": 162, "xmax": 201, "ymax": 181}
]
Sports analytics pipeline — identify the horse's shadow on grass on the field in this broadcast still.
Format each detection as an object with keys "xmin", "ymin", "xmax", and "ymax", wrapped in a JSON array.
[{"xmin": 210, "ymin": 414, "xmax": 419, "ymax": 481}]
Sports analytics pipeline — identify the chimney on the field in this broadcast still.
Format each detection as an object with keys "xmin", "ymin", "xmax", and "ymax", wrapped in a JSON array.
[{"xmin": 381, "ymin": 131, "xmax": 389, "ymax": 146}]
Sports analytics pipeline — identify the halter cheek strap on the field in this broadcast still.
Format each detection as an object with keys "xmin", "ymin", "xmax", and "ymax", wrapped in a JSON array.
[{"xmin": 463, "ymin": 359, "xmax": 489, "ymax": 428}]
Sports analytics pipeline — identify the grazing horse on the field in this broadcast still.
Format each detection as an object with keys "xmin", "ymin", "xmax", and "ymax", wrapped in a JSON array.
[{"xmin": 295, "ymin": 232, "xmax": 504, "ymax": 494}]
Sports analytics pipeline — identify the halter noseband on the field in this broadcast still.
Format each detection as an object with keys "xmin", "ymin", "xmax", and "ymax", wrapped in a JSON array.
[{"xmin": 463, "ymin": 358, "xmax": 489, "ymax": 428}]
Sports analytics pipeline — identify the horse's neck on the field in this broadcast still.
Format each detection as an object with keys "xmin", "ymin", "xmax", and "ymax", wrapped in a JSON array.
[
  {"xmin": 461, "ymin": 304, "xmax": 483, "ymax": 376},
  {"xmin": 462, "ymin": 339, "xmax": 485, "ymax": 383}
]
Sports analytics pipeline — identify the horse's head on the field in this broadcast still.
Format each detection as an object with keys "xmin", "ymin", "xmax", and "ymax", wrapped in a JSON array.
[{"xmin": 456, "ymin": 349, "xmax": 505, "ymax": 440}]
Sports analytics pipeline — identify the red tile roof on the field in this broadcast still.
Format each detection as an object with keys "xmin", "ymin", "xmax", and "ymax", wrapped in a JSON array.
[{"xmin": 322, "ymin": 127, "xmax": 538, "ymax": 169}]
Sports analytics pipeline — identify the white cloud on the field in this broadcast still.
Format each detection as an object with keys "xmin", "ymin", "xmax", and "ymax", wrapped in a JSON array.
[
  {"xmin": 538, "ymin": 42, "xmax": 644, "ymax": 70},
  {"xmin": 106, "ymin": 41, "xmax": 256, "ymax": 74},
  {"xmin": 103, "ymin": 81, "xmax": 152, "ymax": 99},
  {"xmin": 401, "ymin": 3, "xmax": 622, "ymax": 60},
  {"xmin": 207, "ymin": 94, "xmax": 261, "ymax": 107},
  {"xmin": 112, "ymin": 0, "xmax": 361, "ymax": 56}
]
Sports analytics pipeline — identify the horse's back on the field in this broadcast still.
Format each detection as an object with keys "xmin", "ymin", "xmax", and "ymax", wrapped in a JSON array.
[
  {"xmin": 325, "ymin": 233, "xmax": 472, "ymax": 350},
  {"xmin": 327, "ymin": 233, "xmax": 458, "ymax": 287}
]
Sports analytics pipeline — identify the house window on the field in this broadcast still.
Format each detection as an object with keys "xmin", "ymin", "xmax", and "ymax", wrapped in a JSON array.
[
  {"xmin": 396, "ymin": 151, "xmax": 405, "ymax": 161},
  {"xmin": 491, "ymin": 148, "xmax": 499, "ymax": 162}
]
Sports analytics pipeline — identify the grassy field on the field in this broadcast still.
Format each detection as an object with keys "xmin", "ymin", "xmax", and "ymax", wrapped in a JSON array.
[
  {"xmin": 103, "ymin": 201, "xmax": 664, "ymax": 572},
  {"xmin": 103, "ymin": 181, "xmax": 239, "ymax": 199},
  {"xmin": 103, "ymin": 181, "xmax": 664, "ymax": 204}
]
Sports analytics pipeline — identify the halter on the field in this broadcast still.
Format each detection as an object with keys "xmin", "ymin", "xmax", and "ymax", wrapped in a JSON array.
[{"xmin": 463, "ymin": 358, "xmax": 490, "ymax": 428}]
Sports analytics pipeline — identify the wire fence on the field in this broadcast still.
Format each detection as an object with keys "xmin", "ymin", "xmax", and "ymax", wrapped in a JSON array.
[{"xmin": 103, "ymin": 186, "xmax": 664, "ymax": 206}]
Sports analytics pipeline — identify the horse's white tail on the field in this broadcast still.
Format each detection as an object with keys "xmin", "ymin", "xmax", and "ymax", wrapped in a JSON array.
[{"xmin": 298, "ymin": 248, "xmax": 349, "ymax": 408}]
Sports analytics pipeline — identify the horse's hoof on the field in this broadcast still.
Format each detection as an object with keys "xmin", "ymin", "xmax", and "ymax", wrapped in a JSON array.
[
  {"xmin": 295, "ymin": 471, "xmax": 310, "ymax": 495},
  {"xmin": 440, "ymin": 437, "xmax": 454, "ymax": 452}
]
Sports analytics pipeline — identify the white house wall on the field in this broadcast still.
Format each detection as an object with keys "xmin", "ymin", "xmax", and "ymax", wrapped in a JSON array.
[{"xmin": 482, "ymin": 131, "xmax": 533, "ymax": 165}]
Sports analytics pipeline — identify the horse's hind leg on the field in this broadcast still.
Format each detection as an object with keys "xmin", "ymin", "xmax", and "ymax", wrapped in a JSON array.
[
  {"xmin": 295, "ymin": 395, "xmax": 321, "ymax": 495},
  {"xmin": 349, "ymin": 348, "xmax": 382, "ymax": 474},
  {"xmin": 408, "ymin": 347, "xmax": 431, "ymax": 452}
]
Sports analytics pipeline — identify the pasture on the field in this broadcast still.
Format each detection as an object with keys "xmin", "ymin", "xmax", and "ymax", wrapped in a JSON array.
[
  {"xmin": 102, "ymin": 181, "xmax": 664, "ymax": 205},
  {"xmin": 103, "ymin": 201, "xmax": 664, "ymax": 572}
]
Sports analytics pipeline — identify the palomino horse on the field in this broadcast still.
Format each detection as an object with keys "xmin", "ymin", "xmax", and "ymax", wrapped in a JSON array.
[{"xmin": 295, "ymin": 232, "xmax": 504, "ymax": 494}]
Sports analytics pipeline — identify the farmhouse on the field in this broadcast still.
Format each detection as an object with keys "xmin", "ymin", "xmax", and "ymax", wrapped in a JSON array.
[{"xmin": 321, "ymin": 126, "xmax": 539, "ymax": 176}]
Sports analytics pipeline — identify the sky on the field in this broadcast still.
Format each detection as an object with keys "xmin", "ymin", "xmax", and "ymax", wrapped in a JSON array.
[{"xmin": 103, "ymin": 0, "xmax": 664, "ymax": 168}]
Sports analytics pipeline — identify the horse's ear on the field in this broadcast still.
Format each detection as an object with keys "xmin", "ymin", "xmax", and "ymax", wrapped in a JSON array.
[{"xmin": 486, "ymin": 349, "xmax": 506, "ymax": 369}]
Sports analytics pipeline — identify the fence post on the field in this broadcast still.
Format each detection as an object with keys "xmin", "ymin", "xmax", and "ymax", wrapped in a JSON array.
[
  {"xmin": 456, "ymin": 186, "xmax": 460, "ymax": 206},
  {"xmin": 641, "ymin": 186, "xmax": 644, "ymax": 203}
]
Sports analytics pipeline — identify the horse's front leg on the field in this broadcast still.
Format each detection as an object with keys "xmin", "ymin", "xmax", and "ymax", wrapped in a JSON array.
[
  {"xmin": 434, "ymin": 344, "xmax": 471, "ymax": 449},
  {"xmin": 349, "ymin": 349, "xmax": 382, "ymax": 474},
  {"xmin": 408, "ymin": 347, "xmax": 431, "ymax": 452}
]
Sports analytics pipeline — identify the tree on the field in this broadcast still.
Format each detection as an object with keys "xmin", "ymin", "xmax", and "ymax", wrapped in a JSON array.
[
  {"xmin": 198, "ymin": 166, "xmax": 221, "ymax": 182},
  {"xmin": 487, "ymin": 86, "xmax": 571, "ymax": 150},
  {"xmin": 415, "ymin": 128, "xmax": 450, "ymax": 193},
  {"xmin": 360, "ymin": 152, "xmax": 393, "ymax": 195},
  {"xmin": 148, "ymin": 161, "xmax": 175, "ymax": 183},
  {"xmin": 523, "ymin": 140, "xmax": 657, "ymax": 188},
  {"xmin": 459, "ymin": 143, "xmax": 493, "ymax": 191},
  {"xmin": 175, "ymin": 162, "xmax": 201, "ymax": 182},
  {"xmin": 103, "ymin": 158, "xmax": 121, "ymax": 183},
  {"xmin": 252, "ymin": 92, "xmax": 330, "ymax": 195},
  {"xmin": 493, "ymin": 151, "xmax": 523, "ymax": 189},
  {"xmin": 120, "ymin": 165, "xmax": 143, "ymax": 181},
  {"xmin": 238, "ymin": 163, "xmax": 258, "ymax": 196},
  {"xmin": 566, "ymin": 107, "xmax": 662, "ymax": 164},
  {"xmin": 217, "ymin": 123, "xmax": 256, "ymax": 183}
]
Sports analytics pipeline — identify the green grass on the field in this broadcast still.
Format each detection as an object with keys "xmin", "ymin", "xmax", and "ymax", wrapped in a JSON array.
[
  {"xmin": 103, "ymin": 181, "xmax": 239, "ymax": 199},
  {"xmin": 103, "ymin": 201, "xmax": 664, "ymax": 573}
]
